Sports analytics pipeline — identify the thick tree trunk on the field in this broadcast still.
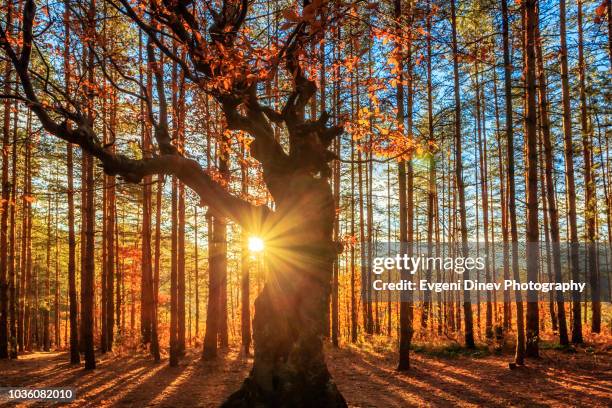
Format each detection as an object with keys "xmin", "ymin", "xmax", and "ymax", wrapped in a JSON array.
[{"xmin": 223, "ymin": 174, "xmax": 345, "ymax": 407}]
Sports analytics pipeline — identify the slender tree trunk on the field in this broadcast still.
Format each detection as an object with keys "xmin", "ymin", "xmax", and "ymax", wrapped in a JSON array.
[
  {"xmin": 116, "ymin": 205, "xmax": 122, "ymax": 338},
  {"xmin": 67, "ymin": 142, "xmax": 79, "ymax": 363},
  {"xmin": 104, "ymin": 86, "xmax": 116, "ymax": 351},
  {"xmin": 524, "ymin": 0, "xmax": 540, "ymax": 358},
  {"xmin": 474, "ymin": 57, "xmax": 493, "ymax": 340},
  {"xmin": 493, "ymin": 64, "xmax": 511, "ymax": 332},
  {"xmin": 43, "ymin": 195, "xmax": 51, "ymax": 352},
  {"xmin": 203, "ymin": 211, "xmax": 219, "ymax": 359},
  {"xmin": 451, "ymin": 0, "xmax": 475, "ymax": 349},
  {"xmin": 140, "ymin": 34, "xmax": 153, "ymax": 347},
  {"xmin": 54, "ymin": 187, "xmax": 60, "ymax": 348},
  {"xmin": 151, "ymin": 175, "xmax": 161, "ymax": 361},
  {"xmin": 577, "ymin": 0, "xmax": 601, "ymax": 333},
  {"xmin": 81, "ymin": 151, "xmax": 95, "ymax": 369},
  {"xmin": 169, "ymin": 175, "xmax": 179, "ymax": 366},
  {"xmin": 80, "ymin": 0, "xmax": 96, "ymax": 369},
  {"xmin": 396, "ymin": 0, "xmax": 415, "ymax": 370},
  {"xmin": 175, "ymin": 65, "xmax": 187, "ymax": 352},
  {"xmin": 214, "ymin": 213, "xmax": 228, "ymax": 348},
  {"xmin": 350, "ymin": 125, "xmax": 357, "ymax": 343},
  {"xmin": 19, "ymin": 113, "xmax": 31, "ymax": 353},
  {"xmin": 8, "ymin": 85, "xmax": 17, "ymax": 358},
  {"xmin": 423, "ymin": 0, "xmax": 435, "ymax": 331},
  {"xmin": 194, "ymin": 204, "xmax": 200, "ymax": 339},
  {"xmin": 357, "ymin": 148, "xmax": 368, "ymax": 334},
  {"xmin": 559, "ymin": 0, "xmax": 583, "ymax": 344},
  {"xmin": 535, "ymin": 9, "xmax": 569, "ymax": 346},
  {"xmin": 331, "ymin": 39, "xmax": 341, "ymax": 346},
  {"xmin": 502, "ymin": 0, "xmax": 526, "ymax": 365},
  {"xmin": 0, "ymin": 0, "xmax": 13, "ymax": 358},
  {"xmin": 240, "ymin": 149, "xmax": 250, "ymax": 354}
]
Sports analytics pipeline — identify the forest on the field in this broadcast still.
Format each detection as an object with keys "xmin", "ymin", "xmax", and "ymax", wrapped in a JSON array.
[{"xmin": 0, "ymin": 0, "xmax": 610, "ymax": 406}]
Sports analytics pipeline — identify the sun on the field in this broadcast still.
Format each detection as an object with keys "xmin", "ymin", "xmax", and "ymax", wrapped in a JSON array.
[{"xmin": 248, "ymin": 236, "xmax": 264, "ymax": 253}]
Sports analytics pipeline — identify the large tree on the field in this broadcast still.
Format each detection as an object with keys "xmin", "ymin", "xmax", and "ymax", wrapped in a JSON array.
[{"xmin": 0, "ymin": 0, "xmax": 346, "ymax": 405}]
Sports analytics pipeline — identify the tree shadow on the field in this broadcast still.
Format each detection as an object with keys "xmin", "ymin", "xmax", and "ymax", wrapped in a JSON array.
[
  {"xmin": 113, "ymin": 348, "xmax": 250, "ymax": 407},
  {"xmin": 329, "ymin": 346, "xmax": 612, "ymax": 407}
]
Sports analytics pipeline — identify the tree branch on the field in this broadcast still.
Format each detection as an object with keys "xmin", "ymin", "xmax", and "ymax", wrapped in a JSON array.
[{"xmin": 0, "ymin": 0, "xmax": 271, "ymax": 231}]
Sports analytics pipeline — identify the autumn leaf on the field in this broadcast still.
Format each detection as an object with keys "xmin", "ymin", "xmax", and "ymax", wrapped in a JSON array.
[
  {"xmin": 595, "ymin": 1, "xmax": 607, "ymax": 18},
  {"xmin": 282, "ymin": 8, "xmax": 301, "ymax": 23}
]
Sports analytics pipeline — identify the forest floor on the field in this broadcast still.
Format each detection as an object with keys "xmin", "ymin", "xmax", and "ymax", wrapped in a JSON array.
[{"xmin": 1, "ymin": 337, "xmax": 611, "ymax": 408}]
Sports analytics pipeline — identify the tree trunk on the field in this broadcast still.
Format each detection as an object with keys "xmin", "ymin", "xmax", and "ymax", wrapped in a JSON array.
[
  {"xmin": 194, "ymin": 204, "xmax": 200, "ymax": 339},
  {"xmin": 535, "ymin": 8, "xmax": 569, "ymax": 346},
  {"xmin": 8, "ymin": 84, "xmax": 17, "ymax": 358},
  {"xmin": 54, "ymin": 186, "xmax": 60, "ymax": 348},
  {"xmin": 577, "ymin": 0, "xmax": 600, "ymax": 334},
  {"xmin": 357, "ymin": 148, "xmax": 368, "ymax": 334},
  {"xmin": 223, "ymin": 174, "xmax": 345, "ymax": 407},
  {"xmin": 523, "ymin": 0, "xmax": 540, "ymax": 359},
  {"xmin": 240, "ymin": 149, "xmax": 251, "ymax": 354},
  {"xmin": 349, "ymin": 130, "xmax": 357, "ymax": 343},
  {"xmin": 203, "ymin": 211, "xmax": 219, "ymax": 359},
  {"xmin": 493, "ymin": 64, "xmax": 511, "ymax": 332},
  {"xmin": 66, "ymin": 141, "xmax": 79, "ymax": 363},
  {"xmin": 140, "ymin": 34, "xmax": 153, "ymax": 347},
  {"xmin": 395, "ymin": 0, "xmax": 414, "ymax": 371},
  {"xmin": 81, "ymin": 152, "xmax": 96, "ymax": 369},
  {"xmin": 43, "ymin": 195, "xmax": 51, "ymax": 352},
  {"xmin": 451, "ymin": 0, "xmax": 475, "ymax": 349},
  {"xmin": 423, "ymin": 0, "xmax": 435, "ymax": 331},
  {"xmin": 169, "ymin": 175, "xmax": 179, "ymax": 366},
  {"xmin": 331, "ymin": 52, "xmax": 340, "ymax": 346},
  {"xmin": 474, "ymin": 57, "xmax": 493, "ymax": 340},
  {"xmin": 151, "ymin": 175, "xmax": 162, "ymax": 361},
  {"xmin": 559, "ymin": 0, "xmax": 583, "ymax": 344},
  {"xmin": 501, "ymin": 0, "xmax": 526, "ymax": 364},
  {"xmin": 0, "ymin": 18, "xmax": 11, "ymax": 359},
  {"xmin": 104, "ymin": 85, "xmax": 116, "ymax": 351},
  {"xmin": 174, "ymin": 63, "xmax": 187, "ymax": 353}
]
